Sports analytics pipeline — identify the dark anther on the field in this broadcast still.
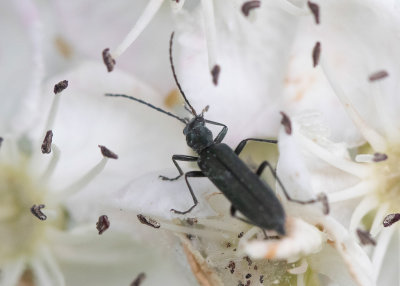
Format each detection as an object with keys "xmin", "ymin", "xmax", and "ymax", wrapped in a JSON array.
[
  {"xmin": 53, "ymin": 80, "xmax": 68, "ymax": 94},
  {"xmin": 241, "ymin": 1, "xmax": 261, "ymax": 17},
  {"xmin": 245, "ymin": 273, "xmax": 252, "ymax": 279},
  {"xmin": 259, "ymin": 275, "xmax": 264, "ymax": 283},
  {"xmin": 373, "ymin": 152, "xmax": 388, "ymax": 162},
  {"xmin": 102, "ymin": 48, "xmax": 116, "ymax": 72},
  {"xmin": 253, "ymin": 265, "xmax": 258, "ymax": 270},
  {"xmin": 137, "ymin": 214, "xmax": 161, "ymax": 229},
  {"xmin": 211, "ymin": 65, "xmax": 221, "ymax": 86},
  {"xmin": 280, "ymin": 111, "xmax": 292, "ymax": 135},
  {"xmin": 98, "ymin": 145, "xmax": 118, "ymax": 159},
  {"xmin": 307, "ymin": 1, "xmax": 320, "ymax": 24},
  {"xmin": 369, "ymin": 70, "xmax": 389, "ymax": 82},
  {"xmin": 226, "ymin": 242, "xmax": 232, "ymax": 248},
  {"xmin": 130, "ymin": 272, "xmax": 146, "ymax": 286},
  {"xmin": 0, "ymin": 137, "xmax": 3, "ymax": 148},
  {"xmin": 312, "ymin": 41, "xmax": 321, "ymax": 67},
  {"xmin": 244, "ymin": 256, "xmax": 253, "ymax": 266},
  {"xmin": 41, "ymin": 130, "xmax": 53, "ymax": 154},
  {"xmin": 186, "ymin": 217, "xmax": 198, "ymax": 225},
  {"xmin": 356, "ymin": 229, "xmax": 376, "ymax": 246},
  {"xmin": 383, "ymin": 213, "xmax": 400, "ymax": 227},
  {"xmin": 238, "ymin": 281, "xmax": 245, "ymax": 286},
  {"xmin": 228, "ymin": 261, "xmax": 236, "ymax": 274},
  {"xmin": 30, "ymin": 204, "xmax": 47, "ymax": 221},
  {"xmin": 246, "ymin": 280, "xmax": 251, "ymax": 286},
  {"xmin": 96, "ymin": 215, "xmax": 110, "ymax": 234},
  {"xmin": 317, "ymin": 193, "xmax": 330, "ymax": 215},
  {"xmin": 238, "ymin": 231, "xmax": 244, "ymax": 238}
]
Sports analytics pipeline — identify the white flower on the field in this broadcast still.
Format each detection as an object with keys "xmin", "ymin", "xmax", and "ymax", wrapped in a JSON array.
[{"xmin": 276, "ymin": 0, "xmax": 400, "ymax": 284}]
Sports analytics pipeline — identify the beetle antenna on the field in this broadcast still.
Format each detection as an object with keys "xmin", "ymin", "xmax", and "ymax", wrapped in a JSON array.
[
  {"xmin": 169, "ymin": 32, "xmax": 197, "ymax": 116},
  {"xmin": 105, "ymin": 93, "xmax": 187, "ymax": 124}
]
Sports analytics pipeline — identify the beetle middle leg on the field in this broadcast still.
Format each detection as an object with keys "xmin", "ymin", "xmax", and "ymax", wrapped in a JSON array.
[
  {"xmin": 159, "ymin": 155, "xmax": 198, "ymax": 181},
  {"xmin": 171, "ymin": 171, "xmax": 205, "ymax": 214},
  {"xmin": 256, "ymin": 161, "xmax": 329, "ymax": 215},
  {"xmin": 234, "ymin": 138, "xmax": 278, "ymax": 155}
]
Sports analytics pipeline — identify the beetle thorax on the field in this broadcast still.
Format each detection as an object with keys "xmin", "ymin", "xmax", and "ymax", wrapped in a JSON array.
[{"xmin": 184, "ymin": 117, "xmax": 214, "ymax": 153}]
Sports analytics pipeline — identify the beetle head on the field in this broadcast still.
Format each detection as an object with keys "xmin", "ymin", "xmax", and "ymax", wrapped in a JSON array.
[{"xmin": 184, "ymin": 116, "xmax": 213, "ymax": 153}]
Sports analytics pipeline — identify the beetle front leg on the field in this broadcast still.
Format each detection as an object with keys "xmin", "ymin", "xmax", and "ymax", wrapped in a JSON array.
[
  {"xmin": 171, "ymin": 171, "xmax": 205, "ymax": 214},
  {"xmin": 159, "ymin": 155, "xmax": 198, "ymax": 181}
]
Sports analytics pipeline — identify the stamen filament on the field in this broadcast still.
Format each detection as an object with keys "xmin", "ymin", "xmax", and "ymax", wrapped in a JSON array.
[
  {"xmin": 372, "ymin": 226, "xmax": 395, "ymax": 283},
  {"xmin": 370, "ymin": 203, "xmax": 390, "ymax": 237},
  {"xmin": 57, "ymin": 157, "xmax": 108, "ymax": 201},
  {"xmin": 275, "ymin": 0, "xmax": 309, "ymax": 16},
  {"xmin": 161, "ymin": 222, "xmax": 231, "ymax": 239},
  {"xmin": 328, "ymin": 180, "xmax": 375, "ymax": 203},
  {"xmin": 320, "ymin": 59, "xmax": 387, "ymax": 152},
  {"xmin": 41, "ymin": 144, "xmax": 60, "ymax": 182},
  {"xmin": 112, "ymin": 0, "xmax": 164, "ymax": 59},
  {"xmin": 200, "ymin": 0, "xmax": 219, "ymax": 71},
  {"xmin": 44, "ymin": 93, "xmax": 61, "ymax": 135},
  {"xmin": 297, "ymin": 273, "xmax": 305, "ymax": 286},
  {"xmin": 297, "ymin": 132, "xmax": 370, "ymax": 178},
  {"xmin": 349, "ymin": 196, "xmax": 379, "ymax": 234}
]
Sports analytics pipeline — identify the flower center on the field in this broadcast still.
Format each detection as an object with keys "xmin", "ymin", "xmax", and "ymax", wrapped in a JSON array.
[
  {"xmin": 373, "ymin": 145, "xmax": 400, "ymax": 211},
  {"xmin": 0, "ymin": 161, "xmax": 60, "ymax": 265}
]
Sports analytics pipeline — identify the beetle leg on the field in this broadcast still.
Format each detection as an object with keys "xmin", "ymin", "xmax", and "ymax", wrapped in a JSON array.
[
  {"xmin": 234, "ymin": 138, "xmax": 277, "ymax": 155},
  {"xmin": 256, "ymin": 161, "xmax": 330, "ymax": 215},
  {"xmin": 171, "ymin": 171, "xmax": 205, "ymax": 214},
  {"xmin": 205, "ymin": 119, "xmax": 228, "ymax": 143},
  {"xmin": 159, "ymin": 155, "xmax": 198, "ymax": 181}
]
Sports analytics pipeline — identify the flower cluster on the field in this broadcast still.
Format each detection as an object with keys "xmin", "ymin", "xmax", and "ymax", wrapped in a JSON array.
[{"xmin": 3, "ymin": 0, "xmax": 400, "ymax": 285}]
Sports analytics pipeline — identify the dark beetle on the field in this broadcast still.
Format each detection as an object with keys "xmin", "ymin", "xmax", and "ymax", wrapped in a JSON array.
[{"xmin": 106, "ymin": 33, "xmax": 328, "ymax": 235}]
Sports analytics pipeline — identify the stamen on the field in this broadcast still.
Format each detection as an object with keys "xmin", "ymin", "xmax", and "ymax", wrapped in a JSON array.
[
  {"xmin": 44, "ymin": 80, "xmax": 68, "ymax": 134},
  {"xmin": 349, "ymin": 196, "xmax": 379, "ymax": 233},
  {"xmin": 287, "ymin": 259, "xmax": 308, "ymax": 274},
  {"xmin": 383, "ymin": 213, "xmax": 400, "ymax": 227},
  {"xmin": 96, "ymin": 215, "xmax": 110, "ymax": 234},
  {"xmin": 0, "ymin": 137, "xmax": 3, "ymax": 148},
  {"xmin": 41, "ymin": 130, "xmax": 53, "ymax": 154},
  {"xmin": 373, "ymin": 153, "xmax": 388, "ymax": 162},
  {"xmin": 312, "ymin": 42, "xmax": 321, "ymax": 68},
  {"xmin": 98, "ymin": 145, "xmax": 118, "ymax": 159},
  {"xmin": 320, "ymin": 59, "xmax": 387, "ymax": 152},
  {"xmin": 298, "ymin": 132, "xmax": 370, "ymax": 178},
  {"xmin": 356, "ymin": 229, "xmax": 376, "ymax": 246},
  {"xmin": 241, "ymin": 1, "xmax": 261, "ymax": 17},
  {"xmin": 102, "ymin": 48, "xmax": 115, "ymax": 72},
  {"xmin": 30, "ymin": 204, "xmax": 47, "ymax": 221},
  {"xmin": 112, "ymin": 0, "xmax": 164, "ymax": 59},
  {"xmin": 131, "ymin": 273, "xmax": 146, "ymax": 286},
  {"xmin": 259, "ymin": 275, "xmax": 264, "ymax": 283},
  {"xmin": 53, "ymin": 80, "xmax": 68, "ymax": 94},
  {"xmin": 200, "ymin": 0, "xmax": 220, "ymax": 84},
  {"xmin": 328, "ymin": 180, "xmax": 375, "ymax": 203},
  {"xmin": 307, "ymin": 1, "xmax": 320, "ymax": 24},
  {"xmin": 369, "ymin": 70, "xmax": 389, "ymax": 82},
  {"xmin": 372, "ymin": 225, "xmax": 396, "ymax": 282},
  {"xmin": 137, "ymin": 214, "xmax": 161, "ymax": 229},
  {"xmin": 280, "ymin": 111, "xmax": 292, "ymax": 135},
  {"xmin": 211, "ymin": 65, "xmax": 221, "ymax": 86},
  {"xmin": 317, "ymin": 193, "xmax": 329, "ymax": 214},
  {"xmin": 41, "ymin": 144, "xmax": 60, "ymax": 182},
  {"xmin": 370, "ymin": 203, "xmax": 389, "ymax": 237},
  {"xmin": 58, "ymin": 157, "xmax": 108, "ymax": 200}
]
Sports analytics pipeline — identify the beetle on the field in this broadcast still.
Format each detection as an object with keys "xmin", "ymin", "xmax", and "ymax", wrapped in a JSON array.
[{"xmin": 106, "ymin": 32, "xmax": 328, "ymax": 235}]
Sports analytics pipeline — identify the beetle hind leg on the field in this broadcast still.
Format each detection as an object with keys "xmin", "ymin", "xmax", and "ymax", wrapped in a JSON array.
[{"xmin": 256, "ymin": 161, "xmax": 330, "ymax": 215}]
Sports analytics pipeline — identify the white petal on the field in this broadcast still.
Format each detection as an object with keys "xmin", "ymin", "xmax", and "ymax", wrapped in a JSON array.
[
  {"xmin": 0, "ymin": 0, "xmax": 44, "ymax": 134},
  {"xmin": 50, "ymin": 226, "xmax": 197, "ymax": 286},
  {"xmin": 175, "ymin": 1, "xmax": 304, "ymax": 143}
]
